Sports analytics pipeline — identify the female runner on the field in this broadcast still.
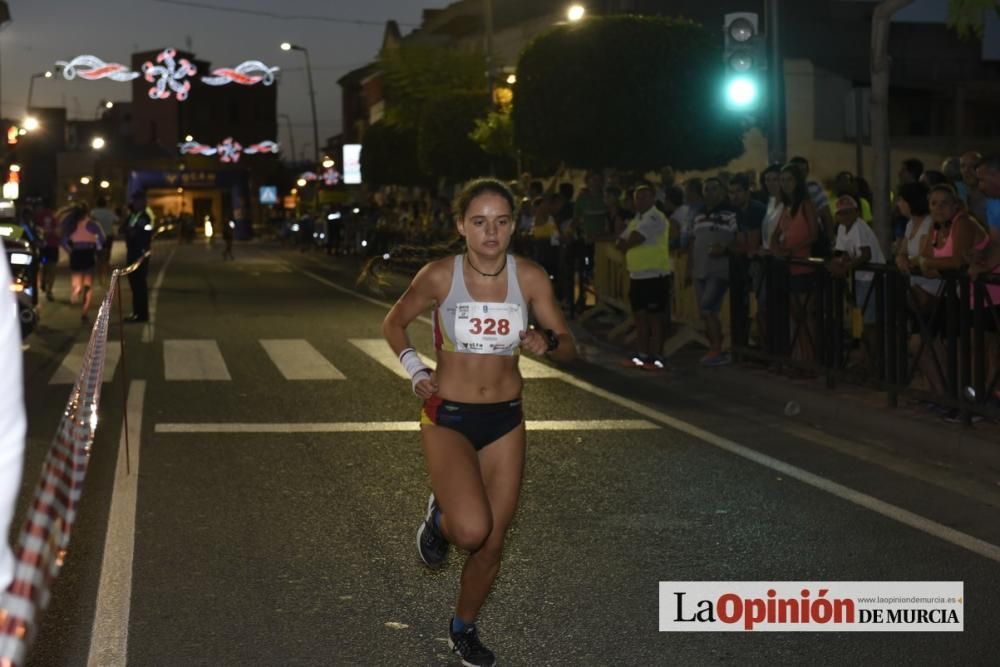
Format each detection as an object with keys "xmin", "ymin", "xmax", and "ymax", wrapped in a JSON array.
[{"xmin": 382, "ymin": 178, "xmax": 576, "ymax": 666}]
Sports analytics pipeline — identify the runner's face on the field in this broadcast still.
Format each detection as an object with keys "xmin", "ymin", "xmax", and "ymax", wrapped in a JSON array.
[{"xmin": 458, "ymin": 192, "xmax": 513, "ymax": 256}]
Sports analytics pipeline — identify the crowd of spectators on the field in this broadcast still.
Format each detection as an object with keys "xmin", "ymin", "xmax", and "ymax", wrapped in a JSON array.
[{"xmin": 497, "ymin": 152, "xmax": 1000, "ymax": 415}]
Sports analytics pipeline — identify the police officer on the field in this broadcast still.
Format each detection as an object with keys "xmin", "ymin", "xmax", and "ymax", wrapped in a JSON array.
[{"xmin": 123, "ymin": 197, "xmax": 153, "ymax": 322}]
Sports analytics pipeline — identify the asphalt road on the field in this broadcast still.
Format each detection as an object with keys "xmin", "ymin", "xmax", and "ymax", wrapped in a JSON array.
[{"xmin": 15, "ymin": 240, "xmax": 1000, "ymax": 666}]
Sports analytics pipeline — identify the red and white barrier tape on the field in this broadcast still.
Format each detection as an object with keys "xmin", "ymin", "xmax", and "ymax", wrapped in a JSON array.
[{"xmin": 0, "ymin": 254, "xmax": 146, "ymax": 665}]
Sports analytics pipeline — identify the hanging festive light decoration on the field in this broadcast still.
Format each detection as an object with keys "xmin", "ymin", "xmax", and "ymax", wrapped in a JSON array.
[
  {"xmin": 143, "ymin": 48, "xmax": 197, "ymax": 101},
  {"xmin": 55, "ymin": 55, "xmax": 139, "ymax": 82},
  {"xmin": 178, "ymin": 138, "xmax": 279, "ymax": 163},
  {"xmin": 298, "ymin": 171, "xmax": 319, "ymax": 182},
  {"xmin": 201, "ymin": 60, "xmax": 279, "ymax": 87},
  {"xmin": 322, "ymin": 168, "xmax": 341, "ymax": 186},
  {"xmin": 56, "ymin": 50, "xmax": 277, "ymax": 100}
]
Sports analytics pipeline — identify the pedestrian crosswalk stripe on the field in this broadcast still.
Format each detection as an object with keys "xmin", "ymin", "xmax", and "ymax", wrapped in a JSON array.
[
  {"xmin": 164, "ymin": 340, "xmax": 231, "ymax": 380},
  {"xmin": 154, "ymin": 419, "xmax": 660, "ymax": 433},
  {"xmin": 260, "ymin": 339, "xmax": 346, "ymax": 380},
  {"xmin": 348, "ymin": 338, "xmax": 431, "ymax": 379},
  {"xmin": 347, "ymin": 338, "xmax": 561, "ymax": 379},
  {"xmin": 49, "ymin": 343, "xmax": 122, "ymax": 385}
]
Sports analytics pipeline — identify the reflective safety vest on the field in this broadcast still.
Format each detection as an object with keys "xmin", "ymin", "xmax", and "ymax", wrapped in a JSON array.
[{"xmin": 624, "ymin": 209, "xmax": 671, "ymax": 275}]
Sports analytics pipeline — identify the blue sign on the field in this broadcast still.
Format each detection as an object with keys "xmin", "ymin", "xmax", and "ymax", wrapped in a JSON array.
[{"xmin": 259, "ymin": 185, "xmax": 278, "ymax": 205}]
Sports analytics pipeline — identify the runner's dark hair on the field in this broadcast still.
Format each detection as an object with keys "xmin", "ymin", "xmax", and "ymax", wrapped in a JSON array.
[{"xmin": 453, "ymin": 178, "xmax": 516, "ymax": 220}]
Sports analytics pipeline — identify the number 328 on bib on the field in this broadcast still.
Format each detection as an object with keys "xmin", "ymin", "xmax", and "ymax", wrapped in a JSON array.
[{"xmin": 454, "ymin": 302, "xmax": 524, "ymax": 354}]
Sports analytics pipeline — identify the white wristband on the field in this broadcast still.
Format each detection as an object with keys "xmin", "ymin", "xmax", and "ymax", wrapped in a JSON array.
[{"xmin": 399, "ymin": 348, "xmax": 431, "ymax": 393}]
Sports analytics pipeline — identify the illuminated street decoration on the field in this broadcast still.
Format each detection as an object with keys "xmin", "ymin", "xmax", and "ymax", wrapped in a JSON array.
[
  {"xmin": 201, "ymin": 60, "xmax": 279, "ymax": 86},
  {"xmin": 56, "ymin": 51, "xmax": 277, "ymax": 100},
  {"xmin": 322, "ymin": 168, "xmax": 340, "ymax": 186},
  {"xmin": 179, "ymin": 138, "xmax": 279, "ymax": 163},
  {"xmin": 56, "ymin": 55, "xmax": 139, "ymax": 82},
  {"xmin": 142, "ymin": 48, "xmax": 197, "ymax": 101},
  {"xmin": 298, "ymin": 171, "xmax": 318, "ymax": 182}
]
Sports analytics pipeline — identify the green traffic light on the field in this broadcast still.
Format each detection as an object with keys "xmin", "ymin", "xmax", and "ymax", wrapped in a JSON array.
[{"xmin": 725, "ymin": 76, "xmax": 759, "ymax": 110}]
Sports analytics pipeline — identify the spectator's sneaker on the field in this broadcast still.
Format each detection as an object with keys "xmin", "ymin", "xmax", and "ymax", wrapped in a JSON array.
[
  {"xmin": 449, "ymin": 621, "xmax": 496, "ymax": 667},
  {"xmin": 619, "ymin": 353, "xmax": 647, "ymax": 369},
  {"xmin": 700, "ymin": 352, "xmax": 731, "ymax": 367},
  {"xmin": 416, "ymin": 493, "xmax": 449, "ymax": 568},
  {"xmin": 643, "ymin": 356, "xmax": 671, "ymax": 372}
]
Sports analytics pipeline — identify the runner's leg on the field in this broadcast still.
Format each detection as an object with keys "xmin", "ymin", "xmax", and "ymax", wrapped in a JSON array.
[
  {"xmin": 454, "ymin": 423, "xmax": 525, "ymax": 623},
  {"xmin": 420, "ymin": 425, "xmax": 492, "ymax": 554}
]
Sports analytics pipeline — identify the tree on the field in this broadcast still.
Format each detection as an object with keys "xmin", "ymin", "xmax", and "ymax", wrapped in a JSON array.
[
  {"xmin": 948, "ymin": 0, "xmax": 1000, "ymax": 37},
  {"xmin": 417, "ymin": 92, "xmax": 494, "ymax": 182},
  {"xmin": 512, "ymin": 15, "xmax": 746, "ymax": 172},
  {"xmin": 869, "ymin": 0, "xmax": 999, "ymax": 248},
  {"xmin": 379, "ymin": 43, "xmax": 488, "ymax": 130},
  {"xmin": 359, "ymin": 122, "xmax": 427, "ymax": 187}
]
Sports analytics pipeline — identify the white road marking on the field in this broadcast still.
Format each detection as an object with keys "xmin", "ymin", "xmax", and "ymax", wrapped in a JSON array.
[
  {"xmin": 260, "ymin": 339, "xmax": 346, "ymax": 380},
  {"xmin": 349, "ymin": 338, "xmax": 431, "ymax": 379},
  {"xmin": 164, "ymin": 340, "xmax": 231, "ymax": 380},
  {"xmin": 348, "ymin": 337, "xmax": 559, "ymax": 380},
  {"xmin": 49, "ymin": 342, "xmax": 122, "ymax": 385},
  {"xmin": 154, "ymin": 419, "xmax": 659, "ymax": 434},
  {"xmin": 142, "ymin": 244, "xmax": 177, "ymax": 343},
  {"xmin": 296, "ymin": 263, "xmax": 1000, "ymax": 564},
  {"xmin": 87, "ymin": 380, "xmax": 145, "ymax": 667},
  {"xmin": 554, "ymin": 372, "xmax": 1000, "ymax": 564}
]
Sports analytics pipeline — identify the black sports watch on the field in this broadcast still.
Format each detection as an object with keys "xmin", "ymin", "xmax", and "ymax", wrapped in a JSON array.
[{"xmin": 543, "ymin": 328, "xmax": 560, "ymax": 353}]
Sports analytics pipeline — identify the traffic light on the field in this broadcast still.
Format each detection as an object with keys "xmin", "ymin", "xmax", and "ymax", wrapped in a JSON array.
[{"xmin": 723, "ymin": 12, "xmax": 765, "ymax": 112}]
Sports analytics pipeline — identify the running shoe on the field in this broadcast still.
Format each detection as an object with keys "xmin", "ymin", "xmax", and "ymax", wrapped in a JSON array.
[
  {"xmin": 449, "ymin": 621, "xmax": 496, "ymax": 667},
  {"xmin": 416, "ymin": 493, "xmax": 449, "ymax": 568}
]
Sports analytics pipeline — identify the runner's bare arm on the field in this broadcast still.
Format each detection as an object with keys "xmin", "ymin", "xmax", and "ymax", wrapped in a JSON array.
[
  {"xmin": 382, "ymin": 259, "xmax": 447, "ymax": 356},
  {"xmin": 518, "ymin": 259, "xmax": 577, "ymax": 363}
]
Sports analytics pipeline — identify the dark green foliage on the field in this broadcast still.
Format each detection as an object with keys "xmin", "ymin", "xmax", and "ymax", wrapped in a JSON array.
[
  {"xmin": 513, "ymin": 15, "xmax": 747, "ymax": 171},
  {"xmin": 359, "ymin": 122, "xmax": 428, "ymax": 187},
  {"xmin": 418, "ymin": 92, "xmax": 493, "ymax": 182},
  {"xmin": 379, "ymin": 44, "xmax": 488, "ymax": 130}
]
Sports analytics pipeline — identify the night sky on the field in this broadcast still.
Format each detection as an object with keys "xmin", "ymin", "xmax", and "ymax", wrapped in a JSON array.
[
  {"xmin": 0, "ymin": 0, "xmax": 993, "ymax": 156},
  {"xmin": 1, "ymin": 0, "xmax": 429, "ymax": 157}
]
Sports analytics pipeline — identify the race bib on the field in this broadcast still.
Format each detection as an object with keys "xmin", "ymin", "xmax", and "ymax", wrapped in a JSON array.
[{"xmin": 453, "ymin": 302, "xmax": 524, "ymax": 354}]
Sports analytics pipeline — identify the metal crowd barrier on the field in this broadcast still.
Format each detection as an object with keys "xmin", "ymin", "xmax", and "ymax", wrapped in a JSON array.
[
  {"xmin": 730, "ymin": 256, "xmax": 1000, "ymax": 424},
  {"xmin": 588, "ymin": 240, "xmax": 733, "ymax": 354},
  {"xmin": 0, "ymin": 253, "xmax": 149, "ymax": 666},
  {"xmin": 585, "ymin": 240, "xmax": 999, "ymax": 424}
]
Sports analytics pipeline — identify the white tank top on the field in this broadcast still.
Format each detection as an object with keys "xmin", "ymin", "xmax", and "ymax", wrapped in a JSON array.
[{"xmin": 433, "ymin": 254, "xmax": 527, "ymax": 356}]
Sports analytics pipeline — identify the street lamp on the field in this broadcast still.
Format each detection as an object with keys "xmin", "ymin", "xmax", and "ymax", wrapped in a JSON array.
[
  {"xmin": 321, "ymin": 157, "xmax": 334, "ymax": 169},
  {"xmin": 80, "ymin": 176, "xmax": 91, "ymax": 185},
  {"xmin": 279, "ymin": 42, "xmax": 320, "ymax": 173},
  {"xmin": 91, "ymin": 136, "xmax": 105, "ymax": 150},
  {"xmin": 567, "ymin": 4, "xmax": 585, "ymax": 22},
  {"xmin": 506, "ymin": 73, "xmax": 517, "ymax": 85},
  {"xmin": 184, "ymin": 134, "xmax": 194, "ymax": 142},
  {"xmin": 22, "ymin": 115, "xmax": 39, "ymax": 132},
  {"xmin": 95, "ymin": 99, "xmax": 114, "ymax": 118},
  {"xmin": 278, "ymin": 113, "xmax": 296, "ymax": 165},
  {"xmin": 26, "ymin": 70, "xmax": 52, "ymax": 111},
  {"xmin": 99, "ymin": 180, "xmax": 110, "ymax": 189}
]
